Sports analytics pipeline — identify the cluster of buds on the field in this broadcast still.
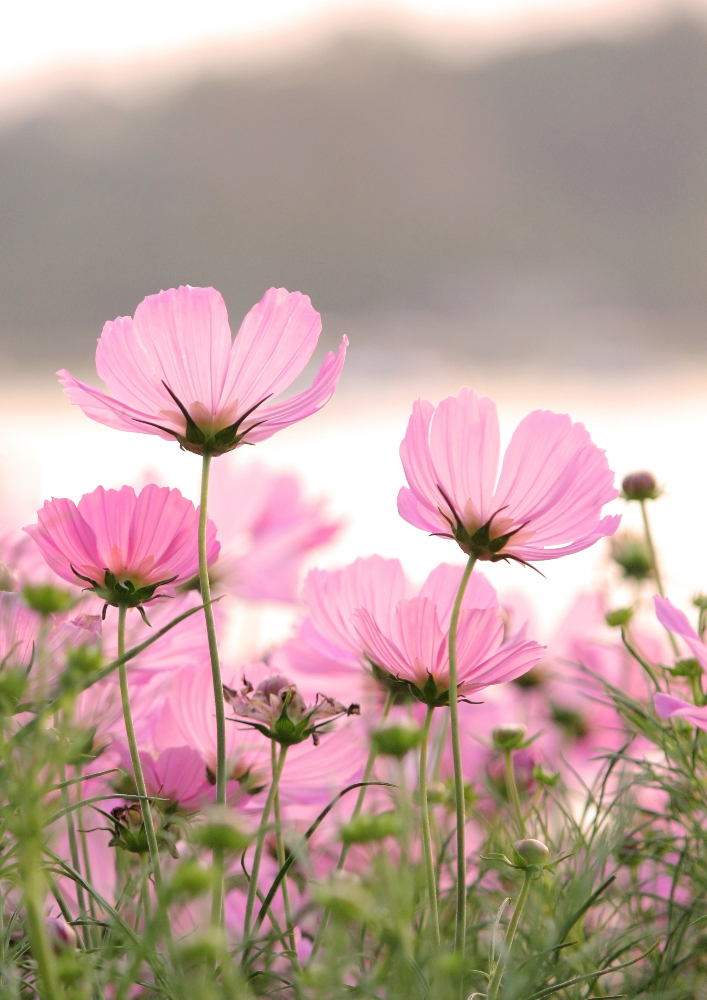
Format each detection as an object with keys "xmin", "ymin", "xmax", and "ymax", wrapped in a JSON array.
[{"xmin": 223, "ymin": 673, "xmax": 359, "ymax": 746}]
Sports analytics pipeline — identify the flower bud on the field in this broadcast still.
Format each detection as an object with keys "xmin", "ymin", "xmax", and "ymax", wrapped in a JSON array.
[
  {"xmin": 168, "ymin": 860, "xmax": 213, "ymax": 901},
  {"xmin": 370, "ymin": 722, "xmax": 422, "ymax": 758},
  {"xmin": 610, "ymin": 533, "xmax": 652, "ymax": 581},
  {"xmin": 621, "ymin": 471, "xmax": 659, "ymax": 502},
  {"xmin": 195, "ymin": 807, "xmax": 251, "ymax": 853},
  {"xmin": 340, "ymin": 811, "xmax": 402, "ymax": 844},
  {"xmin": 45, "ymin": 916, "xmax": 77, "ymax": 951},
  {"xmin": 513, "ymin": 838, "xmax": 550, "ymax": 866},
  {"xmin": 23, "ymin": 585, "xmax": 75, "ymax": 617},
  {"xmin": 492, "ymin": 724, "xmax": 527, "ymax": 751},
  {"xmin": 512, "ymin": 664, "xmax": 547, "ymax": 689},
  {"xmin": 605, "ymin": 607, "xmax": 634, "ymax": 628}
]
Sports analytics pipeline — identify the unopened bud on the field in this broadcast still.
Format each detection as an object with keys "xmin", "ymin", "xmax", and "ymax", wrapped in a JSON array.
[
  {"xmin": 605, "ymin": 607, "xmax": 633, "ymax": 628},
  {"xmin": 195, "ymin": 807, "xmax": 250, "ymax": 853},
  {"xmin": 621, "ymin": 471, "xmax": 659, "ymax": 502},
  {"xmin": 23, "ymin": 585, "xmax": 74, "ymax": 617},
  {"xmin": 610, "ymin": 533, "xmax": 652, "ymax": 581},
  {"xmin": 370, "ymin": 722, "xmax": 422, "ymax": 758},
  {"xmin": 492, "ymin": 724, "xmax": 527, "ymax": 751},
  {"xmin": 513, "ymin": 838, "xmax": 550, "ymax": 866},
  {"xmin": 45, "ymin": 916, "xmax": 77, "ymax": 951},
  {"xmin": 168, "ymin": 860, "xmax": 213, "ymax": 901},
  {"xmin": 340, "ymin": 811, "xmax": 401, "ymax": 844}
]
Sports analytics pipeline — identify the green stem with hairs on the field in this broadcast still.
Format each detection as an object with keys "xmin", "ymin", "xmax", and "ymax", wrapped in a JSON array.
[
  {"xmin": 504, "ymin": 750, "xmax": 526, "ymax": 839},
  {"xmin": 117, "ymin": 606, "xmax": 163, "ymax": 893},
  {"xmin": 420, "ymin": 705, "xmax": 440, "ymax": 948},
  {"xmin": 272, "ymin": 741, "xmax": 299, "ymax": 969},
  {"xmin": 487, "ymin": 870, "xmax": 532, "ymax": 1000},
  {"xmin": 243, "ymin": 743, "xmax": 288, "ymax": 946},
  {"xmin": 448, "ymin": 554, "xmax": 477, "ymax": 955},
  {"xmin": 640, "ymin": 498, "xmax": 679, "ymax": 657},
  {"xmin": 199, "ymin": 453, "xmax": 227, "ymax": 928},
  {"xmin": 307, "ymin": 690, "xmax": 394, "ymax": 966}
]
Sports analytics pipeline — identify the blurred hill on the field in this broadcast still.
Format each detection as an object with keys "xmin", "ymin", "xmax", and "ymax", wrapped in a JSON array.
[{"xmin": 1, "ymin": 16, "xmax": 706, "ymax": 375}]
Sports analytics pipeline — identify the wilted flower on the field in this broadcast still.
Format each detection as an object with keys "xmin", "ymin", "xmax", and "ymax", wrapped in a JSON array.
[
  {"xmin": 25, "ymin": 485, "xmax": 218, "ymax": 621},
  {"xmin": 397, "ymin": 387, "xmax": 620, "ymax": 565},
  {"xmin": 58, "ymin": 285, "xmax": 347, "ymax": 456},
  {"xmin": 223, "ymin": 673, "xmax": 359, "ymax": 746}
]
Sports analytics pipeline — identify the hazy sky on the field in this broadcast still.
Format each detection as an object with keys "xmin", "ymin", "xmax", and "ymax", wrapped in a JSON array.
[{"xmin": 0, "ymin": 0, "xmax": 685, "ymax": 84}]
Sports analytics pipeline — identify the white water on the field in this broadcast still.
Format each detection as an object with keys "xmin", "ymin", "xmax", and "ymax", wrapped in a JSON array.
[{"xmin": 2, "ymin": 361, "xmax": 706, "ymax": 643}]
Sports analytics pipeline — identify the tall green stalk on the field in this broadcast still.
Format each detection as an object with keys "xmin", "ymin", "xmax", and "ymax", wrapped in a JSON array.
[
  {"xmin": 448, "ymin": 554, "xmax": 477, "ymax": 955},
  {"xmin": 198, "ymin": 452, "xmax": 227, "ymax": 928},
  {"xmin": 307, "ymin": 690, "xmax": 395, "ymax": 966},
  {"xmin": 504, "ymin": 751, "xmax": 526, "ymax": 839},
  {"xmin": 640, "ymin": 498, "xmax": 679, "ymax": 657},
  {"xmin": 420, "ymin": 705, "xmax": 440, "ymax": 948},
  {"xmin": 116, "ymin": 606, "xmax": 163, "ymax": 893},
  {"xmin": 272, "ymin": 741, "xmax": 299, "ymax": 968},
  {"xmin": 243, "ymin": 743, "xmax": 288, "ymax": 943},
  {"xmin": 487, "ymin": 870, "xmax": 532, "ymax": 1000}
]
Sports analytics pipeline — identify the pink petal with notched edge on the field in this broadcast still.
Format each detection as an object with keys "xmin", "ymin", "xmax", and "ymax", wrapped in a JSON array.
[
  {"xmin": 302, "ymin": 555, "xmax": 407, "ymax": 659},
  {"xmin": 399, "ymin": 399, "xmax": 441, "ymax": 518},
  {"xmin": 243, "ymin": 338, "xmax": 348, "ymax": 444},
  {"xmin": 654, "ymin": 693, "xmax": 707, "ymax": 731},
  {"xmin": 25, "ymin": 498, "xmax": 103, "ymax": 585},
  {"xmin": 397, "ymin": 485, "xmax": 443, "ymax": 533},
  {"xmin": 418, "ymin": 563, "xmax": 498, "ymax": 631},
  {"xmin": 57, "ymin": 370, "xmax": 175, "ymax": 439},
  {"xmin": 428, "ymin": 388, "xmax": 500, "ymax": 525},
  {"xmin": 222, "ymin": 288, "xmax": 322, "ymax": 414}
]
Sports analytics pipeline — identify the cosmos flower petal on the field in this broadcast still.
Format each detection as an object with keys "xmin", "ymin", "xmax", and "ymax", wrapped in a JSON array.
[{"xmin": 654, "ymin": 692, "xmax": 707, "ymax": 731}]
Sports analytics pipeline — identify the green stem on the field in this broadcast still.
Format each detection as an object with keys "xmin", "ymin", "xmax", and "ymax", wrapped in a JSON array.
[
  {"xmin": 22, "ymin": 847, "xmax": 61, "ymax": 1000},
  {"xmin": 59, "ymin": 766, "xmax": 89, "ymax": 946},
  {"xmin": 306, "ymin": 691, "xmax": 394, "ymax": 967},
  {"xmin": 504, "ymin": 750, "xmax": 526, "ymax": 839},
  {"xmin": 420, "ymin": 705, "xmax": 440, "ymax": 948},
  {"xmin": 448, "ymin": 554, "xmax": 476, "ymax": 955},
  {"xmin": 199, "ymin": 452, "xmax": 227, "ymax": 928},
  {"xmin": 243, "ymin": 743, "xmax": 288, "ymax": 944},
  {"xmin": 640, "ymin": 499, "xmax": 679, "ymax": 657},
  {"xmin": 116, "ymin": 607, "xmax": 163, "ymax": 892},
  {"xmin": 272, "ymin": 741, "xmax": 299, "ymax": 969},
  {"xmin": 487, "ymin": 870, "xmax": 532, "ymax": 1000}
]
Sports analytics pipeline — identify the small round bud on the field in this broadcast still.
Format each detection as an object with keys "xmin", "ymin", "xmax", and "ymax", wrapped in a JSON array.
[
  {"xmin": 23, "ymin": 585, "xmax": 75, "ymax": 617},
  {"xmin": 341, "ymin": 810, "xmax": 402, "ymax": 844},
  {"xmin": 370, "ymin": 722, "xmax": 422, "ymax": 758},
  {"xmin": 513, "ymin": 664, "xmax": 547, "ymax": 689},
  {"xmin": 605, "ymin": 607, "xmax": 634, "ymax": 628},
  {"xmin": 195, "ymin": 807, "xmax": 250, "ymax": 853},
  {"xmin": 492, "ymin": 724, "xmax": 527, "ymax": 751},
  {"xmin": 168, "ymin": 860, "xmax": 213, "ymax": 901},
  {"xmin": 514, "ymin": 838, "xmax": 550, "ymax": 866},
  {"xmin": 610, "ymin": 534, "xmax": 652, "ymax": 581},
  {"xmin": 621, "ymin": 471, "xmax": 659, "ymax": 502},
  {"xmin": 45, "ymin": 916, "xmax": 78, "ymax": 951}
]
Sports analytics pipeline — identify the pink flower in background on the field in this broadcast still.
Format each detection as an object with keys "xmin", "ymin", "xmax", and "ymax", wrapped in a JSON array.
[
  {"xmin": 118, "ymin": 745, "xmax": 216, "ymax": 813},
  {"xmin": 654, "ymin": 693, "xmax": 707, "ymax": 730},
  {"xmin": 398, "ymin": 387, "xmax": 620, "ymax": 565},
  {"xmin": 207, "ymin": 461, "xmax": 341, "ymax": 603},
  {"xmin": 0, "ymin": 592, "xmax": 38, "ymax": 668},
  {"xmin": 350, "ymin": 563, "xmax": 543, "ymax": 704},
  {"xmin": 25, "ymin": 485, "xmax": 218, "ymax": 618},
  {"xmin": 58, "ymin": 286, "xmax": 347, "ymax": 455},
  {"xmin": 302, "ymin": 556, "xmax": 498, "ymax": 666},
  {"xmin": 654, "ymin": 595, "xmax": 707, "ymax": 669}
]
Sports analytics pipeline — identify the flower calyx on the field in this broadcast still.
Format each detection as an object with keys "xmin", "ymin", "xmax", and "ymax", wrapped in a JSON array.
[
  {"xmin": 433, "ymin": 487, "xmax": 541, "ymax": 572},
  {"xmin": 134, "ymin": 382, "xmax": 272, "ymax": 456},
  {"xmin": 71, "ymin": 566, "xmax": 177, "ymax": 622},
  {"xmin": 481, "ymin": 838, "xmax": 570, "ymax": 879},
  {"xmin": 223, "ymin": 673, "xmax": 360, "ymax": 746}
]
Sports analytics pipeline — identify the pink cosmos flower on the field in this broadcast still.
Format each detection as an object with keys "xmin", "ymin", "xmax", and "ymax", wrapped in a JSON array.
[
  {"xmin": 654, "ymin": 693, "xmax": 707, "ymax": 730},
  {"xmin": 207, "ymin": 460, "xmax": 341, "ymax": 602},
  {"xmin": 654, "ymin": 595, "xmax": 707, "ymax": 670},
  {"xmin": 118, "ymin": 745, "xmax": 216, "ymax": 813},
  {"xmin": 398, "ymin": 387, "xmax": 620, "ymax": 565},
  {"xmin": 349, "ymin": 563, "xmax": 544, "ymax": 704},
  {"xmin": 0, "ymin": 592, "xmax": 38, "ymax": 669},
  {"xmin": 25, "ymin": 485, "xmax": 218, "ymax": 619},
  {"xmin": 57, "ymin": 286, "xmax": 347, "ymax": 456},
  {"xmin": 302, "ymin": 556, "xmax": 497, "ymax": 666}
]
